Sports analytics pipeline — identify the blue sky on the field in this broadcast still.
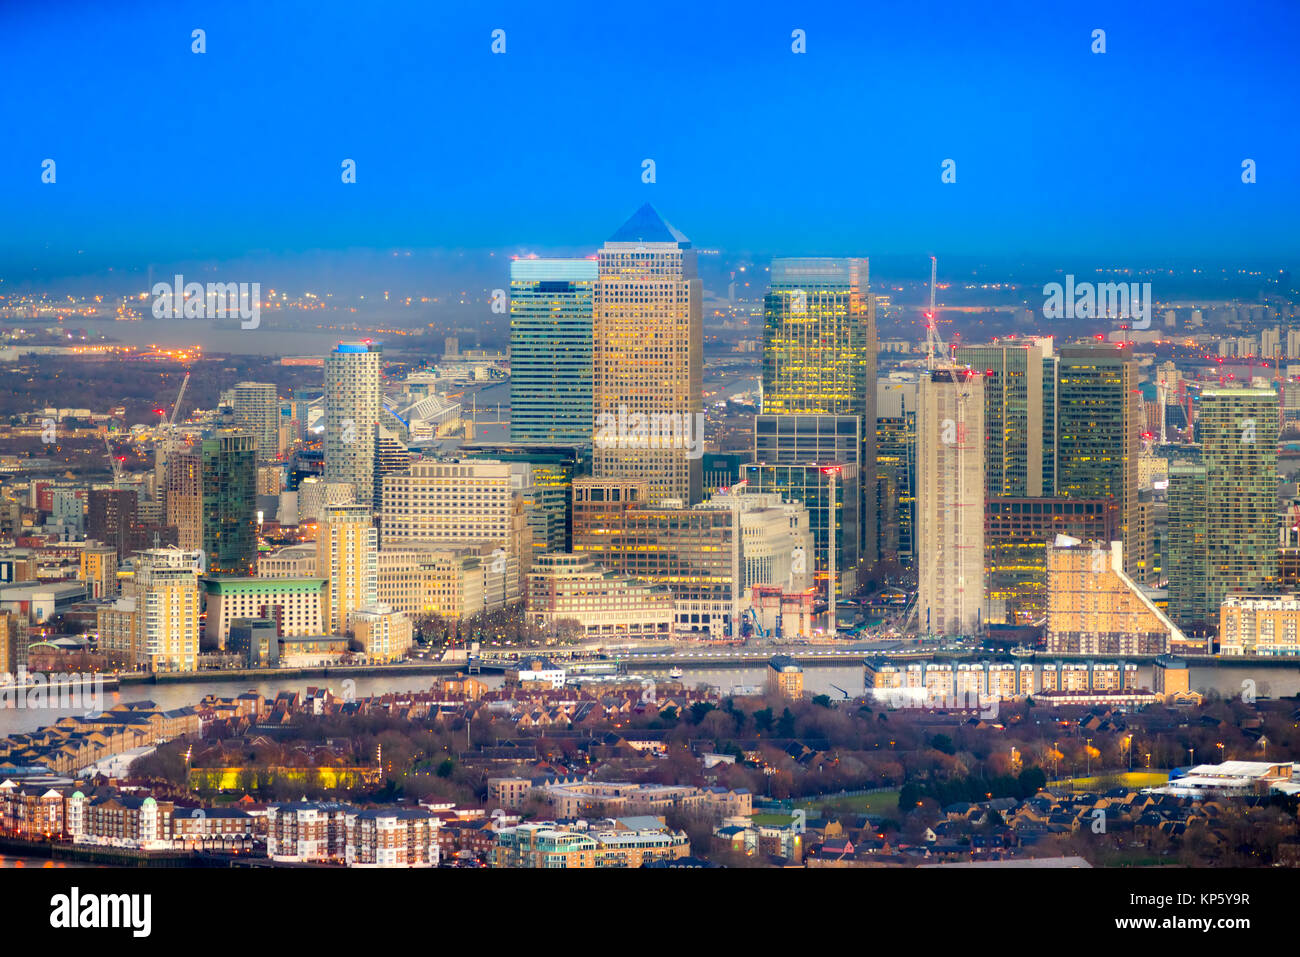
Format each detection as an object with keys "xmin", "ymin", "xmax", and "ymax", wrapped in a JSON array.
[{"xmin": 3, "ymin": 0, "xmax": 1298, "ymax": 279}]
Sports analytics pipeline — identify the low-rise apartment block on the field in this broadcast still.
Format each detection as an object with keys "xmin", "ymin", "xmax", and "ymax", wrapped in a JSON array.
[
  {"xmin": 492, "ymin": 817, "xmax": 689, "ymax": 868},
  {"xmin": 1219, "ymin": 594, "xmax": 1300, "ymax": 656}
]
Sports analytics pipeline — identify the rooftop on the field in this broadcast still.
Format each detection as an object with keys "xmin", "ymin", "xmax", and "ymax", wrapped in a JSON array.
[{"xmin": 606, "ymin": 204, "xmax": 690, "ymax": 247}]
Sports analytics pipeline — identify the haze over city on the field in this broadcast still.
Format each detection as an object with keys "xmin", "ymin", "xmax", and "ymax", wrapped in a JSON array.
[{"xmin": 0, "ymin": 0, "xmax": 1295, "ymax": 939}]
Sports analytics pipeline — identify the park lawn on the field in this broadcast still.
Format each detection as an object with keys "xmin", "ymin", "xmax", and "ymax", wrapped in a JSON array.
[
  {"xmin": 751, "ymin": 813, "xmax": 800, "ymax": 826},
  {"xmin": 1049, "ymin": 770, "xmax": 1169, "ymax": 792},
  {"xmin": 794, "ymin": 789, "xmax": 901, "ymax": 817}
]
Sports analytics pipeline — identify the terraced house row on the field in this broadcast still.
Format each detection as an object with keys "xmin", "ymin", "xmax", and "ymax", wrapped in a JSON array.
[{"xmin": 0, "ymin": 700, "xmax": 201, "ymax": 775}]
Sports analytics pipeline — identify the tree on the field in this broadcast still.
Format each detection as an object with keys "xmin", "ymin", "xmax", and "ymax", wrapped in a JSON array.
[
  {"xmin": 777, "ymin": 708, "xmax": 797, "ymax": 737},
  {"xmin": 1017, "ymin": 766, "xmax": 1047, "ymax": 797},
  {"xmin": 690, "ymin": 701, "xmax": 716, "ymax": 724}
]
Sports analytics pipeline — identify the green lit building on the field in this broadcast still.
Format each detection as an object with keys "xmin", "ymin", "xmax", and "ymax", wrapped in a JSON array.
[{"xmin": 509, "ymin": 258, "xmax": 597, "ymax": 446}]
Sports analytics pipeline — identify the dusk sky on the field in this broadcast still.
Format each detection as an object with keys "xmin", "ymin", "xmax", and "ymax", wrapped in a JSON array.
[{"xmin": 4, "ymin": 0, "xmax": 1298, "ymax": 279}]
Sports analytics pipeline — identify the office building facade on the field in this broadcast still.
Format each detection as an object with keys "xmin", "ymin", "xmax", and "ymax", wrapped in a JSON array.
[
  {"xmin": 1056, "ymin": 344, "xmax": 1140, "ymax": 576},
  {"xmin": 592, "ymin": 205, "xmax": 702, "ymax": 505},
  {"xmin": 762, "ymin": 257, "xmax": 878, "ymax": 574},
  {"xmin": 509, "ymin": 258, "xmax": 597, "ymax": 446}
]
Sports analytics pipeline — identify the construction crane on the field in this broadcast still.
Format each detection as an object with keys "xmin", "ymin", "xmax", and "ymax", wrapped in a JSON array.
[
  {"xmin": 925, "ymin": 255, "xmax": 945, "ymax": 369},
  {"xmin": 168, "ymin": 372, "xmax": 190, "ymax": 435},
  {"xmin": 160, "ymin": 371, "xmax": 191, "ymax": 502},
  {"xmin": 102, "ymin": 431, "xmax": 125, "ymax": 486}
]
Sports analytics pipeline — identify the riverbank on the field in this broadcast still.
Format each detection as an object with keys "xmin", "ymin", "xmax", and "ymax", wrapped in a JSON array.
[
  {"xmin": 0, "ymin": 836, "xmax": 227, "ymax": 868},
  {"xmin": 119, "ymin": 661, "xmax": 464, "ymax": 687}
]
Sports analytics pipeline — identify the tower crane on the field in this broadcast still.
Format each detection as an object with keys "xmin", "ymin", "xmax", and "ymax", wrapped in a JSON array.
[
  {"xmin": 925, "ymin": 256, "xmax": 943, "ymax": 369},
  {"xmin": 102, "ymin": 431, "xmax": 125, "ymax": 487},
  {"xmin": 160, "ymin": 371, "xmax": 191, "ymax": 504}
]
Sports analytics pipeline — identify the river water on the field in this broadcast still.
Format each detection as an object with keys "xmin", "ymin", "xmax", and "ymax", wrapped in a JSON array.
[
  {"xmin": 0, "ymin": 855, "xmax": 79, "ymax": 868},
  {"xmin": 3, "ymin": 663, "xmax": 1297, "ymax": 738}
]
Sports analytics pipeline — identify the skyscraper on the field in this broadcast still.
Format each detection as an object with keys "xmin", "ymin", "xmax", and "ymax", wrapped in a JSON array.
[
  {"xmin": 325, "ymin": 342, "xmax": 382, "ymax": 506},
  {"xmin": 763, "ymin": 258, "xmax": 878, "ymax": 572},
  {"xmin": 460, "ymin": 443, "xmax": 588, "ymax": 553},
  {"xmin": 985, "ymin": 497, "xmax": 1118, "ymax": 625},
  {"xmin": 1169, "ymin": 388, "xmax": 1279, "ymax": 625},
  {"xmin": 509, "ymin": 258, "xmax": 597, "ymax": 446},
  {"xmin": 1166, "ymin": 459, "xmax": 1210, "ymax": 626},
  {"xmin": 231, "ymin": 381, "xmax": 280, "ymax": 461},
  {"xmin": 165, "ymin": 430, "xmax": 255, "ymax": 574},
  {"xmin": 1056, "ymin": 343, "xmax": 1139, "ymax": 576},
  {"xmin": 592, "ymin": 205, "xmax": 702, "ymax": 505},
  {"xmin": 955, "ymin": 337, "xmax": 1056, "ymax": 497},
  {"xmin": 199, "ymin": 429, "xmax": 258, "ymax": 576},
  {"xmin": 877, "ymin": 377, "xmax": 918, "ymax": 566},
  {"xmin": 166, "ymin": 448, "xmax": 202, "ymax": 550},
  {"xmin": 916, "ymin": 369, "xmax": 985, "ymax": 635},
  {"xmin": 374, "ymin": 425, "xmax": 412, "ymax": 510}
]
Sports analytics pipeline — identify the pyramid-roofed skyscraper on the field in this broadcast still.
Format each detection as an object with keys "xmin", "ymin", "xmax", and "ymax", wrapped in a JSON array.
[{"xmin": 592, "ymin": 205, "xmax": 702, "ymax": 505}]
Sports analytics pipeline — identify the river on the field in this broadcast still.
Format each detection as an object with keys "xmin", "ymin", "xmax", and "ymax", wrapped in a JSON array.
[{"xmin": 3, "ymin": 662, "xmax": 1296, "ymax": 738}]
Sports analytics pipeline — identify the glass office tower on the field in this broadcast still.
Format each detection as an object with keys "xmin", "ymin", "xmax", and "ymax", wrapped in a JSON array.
[
  {"xmin": 1056, "ymin": 343, "xmax": 1139, "ymax": 576},
  {"xmin": 509, "ymin": 258, "xmax": 597, "ymax": 446},
  {"xmin": 200, "ymin": 429, "xmax": 258, "ymax": 576},
  {"xmin": 762, "ymin": 257, "xmax": 878, "ymax": 579}
]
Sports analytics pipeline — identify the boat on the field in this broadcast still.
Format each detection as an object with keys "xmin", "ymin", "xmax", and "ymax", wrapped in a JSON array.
[
  {"xmin": 668, "ymin": 666, "xmax": 684, "ymax": 679},
  {"xmin": 1009, "ymin": 645, "xmax": 1036, "ymax": 659}
]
